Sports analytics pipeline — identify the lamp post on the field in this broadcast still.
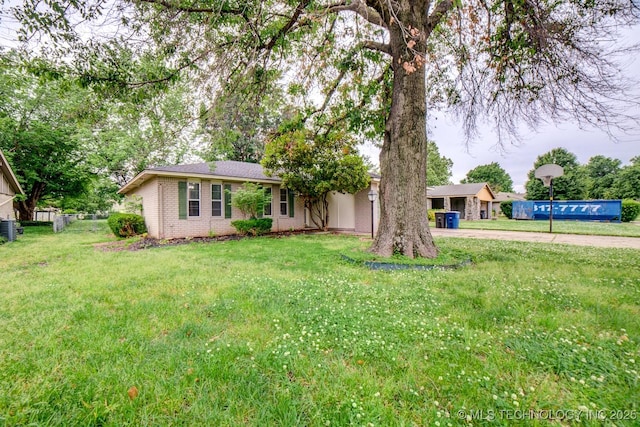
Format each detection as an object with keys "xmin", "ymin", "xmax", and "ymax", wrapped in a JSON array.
[{"xmin": 367, "ymin": 189, "xmax": 377, "ymax": 239}]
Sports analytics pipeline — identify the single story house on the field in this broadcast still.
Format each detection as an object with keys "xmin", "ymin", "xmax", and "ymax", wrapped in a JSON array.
[
  {"xmin": 427, "ymin": 183, "xmax": 496, "ymax": 220},
  {"xmin": 0, "ymin": 150, "xmax": 25, "ymax": 220},
  {"xmin": 118, "ymin": 161, "xmax": 380, "ymax": 239}
]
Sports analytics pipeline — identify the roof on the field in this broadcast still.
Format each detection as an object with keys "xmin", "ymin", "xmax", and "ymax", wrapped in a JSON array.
[
  {"xmin": 119, "ymin": 160, "xmax": 282, "ymax": 194},
  {"xmin": 494, "ymin": 192, "xmax": 526, "ymax": 202},
  {"xmin": 428, "ymin": 183, "xmax": 495, "ymax": 199},
  {"xmin": 119, "ymin": 160, "xmax": 382, "ymax": 195},
  {"xmin": 0, "ymin": 150, "xmax": 25, "ymax": 195},
  {"xmin": 150, "ymin": 161, "xmax": 278, "ymax": 182}
]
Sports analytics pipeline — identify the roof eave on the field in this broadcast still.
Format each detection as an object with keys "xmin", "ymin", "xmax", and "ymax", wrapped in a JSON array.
[
  {"xmin": 0, "ymin": 151, "xmax": 25, "ymax": 196},
  {"xmin": 118, "ymin": 169, "xmax": 282, "ymax": 194}
]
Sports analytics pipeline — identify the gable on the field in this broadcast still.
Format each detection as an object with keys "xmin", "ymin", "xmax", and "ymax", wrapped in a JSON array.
[
  {"xmin": 428, "ymin": 183, "xmax": 495, "ymax": 199},
  {"xmin": 0, "ymin": 150, "xmax": 24, "ymax": 196}
]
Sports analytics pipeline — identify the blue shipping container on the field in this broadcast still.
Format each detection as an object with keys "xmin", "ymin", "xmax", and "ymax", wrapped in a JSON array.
[{"xmin": 512, "ymin": 200, "xmax": 621, "ymax": 222}]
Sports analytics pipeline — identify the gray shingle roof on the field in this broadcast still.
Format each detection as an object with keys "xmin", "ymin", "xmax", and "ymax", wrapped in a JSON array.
[
  {"xmin": 150, "ymin": 161, "xmax": 280, "ymax": 182},
  {"xmin": 427, "ymin": 183, "xmax": 491, "ymax": 197}
]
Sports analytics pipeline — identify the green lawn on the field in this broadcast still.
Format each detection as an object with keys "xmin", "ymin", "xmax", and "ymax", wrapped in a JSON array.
[
  {"xmin": 1, "ymin": 221, "xmax": 639, "ymax": 426},
  {"xmin": 434, "ymin": 217, "xmax": 640, "ymax": 237}
]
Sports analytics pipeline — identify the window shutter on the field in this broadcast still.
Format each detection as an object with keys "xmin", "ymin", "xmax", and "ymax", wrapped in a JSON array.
[
  {"xmin": 288, "ymin": 190, "xmax": 295, "ymax": 218},
  {"xmin": 178, "ymin": 181, "xmax": 187, "ymax": 219},
  {"xmin": 224, "ymin": 184, "xmax": 232, "ymax": 218}
]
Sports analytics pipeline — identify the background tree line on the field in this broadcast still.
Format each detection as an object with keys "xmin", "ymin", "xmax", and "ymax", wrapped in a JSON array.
[{"xmin": 460, "ymin": 149, "xmax": 640, "ymax": 201}]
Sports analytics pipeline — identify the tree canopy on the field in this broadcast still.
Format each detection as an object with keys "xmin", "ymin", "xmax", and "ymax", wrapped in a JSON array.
[
  {"xmin": 262, "ymin": 117, "xmax": 370, "ymax": 230},
  {"xmin": 461, "ymin": 162, "xmax": 513, "ymax": 193},
  {"xmin": 426, "ymin": 141, "xmax": 453, "ymax": 186},
  {"xmin": 0, "ymin": 54, "xmax": 95, "ymax": 220},
  {"xmin": 584, "ymin": 155, "xmax": 622, "ymax": 200},
  {"xmin": 610, "ymin": 157, "xmax": 640, "ymax": 200},
  {"xmin": 525, "ymin": 148, "xmax": 587, "ymax": 201}
]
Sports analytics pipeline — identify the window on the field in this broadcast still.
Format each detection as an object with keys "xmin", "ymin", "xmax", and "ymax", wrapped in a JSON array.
[
  {"xmin": 280, "ymin": 188, "xmax": 288, "ymax": 216},
  {"xmin": 188, "ymin": 182, "xmax": 200, "ymax": 217},
  {"xmin": 263, "ymin": 187, "xmax": 272, "ymax": 216},
  {"xmin": 211, "ymin": 184, "xmax": 222, "ymax": 217}
]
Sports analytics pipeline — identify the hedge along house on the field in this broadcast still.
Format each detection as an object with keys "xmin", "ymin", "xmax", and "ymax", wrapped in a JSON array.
[
  {"xmin": 427, "ymin": 183, "xmax": 496, "ymax": 220},
  {"xmin": 118, "ymin": 161, "xmax": 380, "ymax": 239},
  {"xmin": 0, "ymin": 150, "xmax": 25, "ymax": 220}
]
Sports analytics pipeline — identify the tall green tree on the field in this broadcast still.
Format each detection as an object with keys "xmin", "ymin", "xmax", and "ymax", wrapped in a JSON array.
[
  {"xmin": 584, "ymin": 155, "xmax": 622, "ymax": 200},
  {"xmin": 0, "ymin": 54, "xmax": 94, "ymax": 220},
  {"xmin": 84, "ymin": 84, "xmax": 195, "ymax": 186},
  {"xmin": 262, "ymin": 117, "xmax": 370, "ymax": 231},
  {"xmin": 8, "ymin": 0, "xmax": 639, "ymax": 257},
  {"xmin": 461, "ymin": 162, "xmax": 513, "ymax": 193},
  {"xmin": 200, "ymin": 89, "xmax": 285, "ymax": 163},
  {"xmin": 427, "ymin": 141, "xmax": 453, "ymax": 186},
  {"xmin": 525, "ymin": 148, "xmax": 587, "ymax": 201},
  {"xmin": 610, "ymin": 157, "xmax": 640, "ymax": 200}
]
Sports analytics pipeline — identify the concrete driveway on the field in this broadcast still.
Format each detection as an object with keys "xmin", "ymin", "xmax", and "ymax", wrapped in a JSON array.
[{"xmin": 429, "ymin": 228, "xmax": 640, "ymax": 249}]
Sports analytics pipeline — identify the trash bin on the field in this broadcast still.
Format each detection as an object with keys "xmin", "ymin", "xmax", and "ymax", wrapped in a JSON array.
[
  {"xmin": 435, "ymin": 212, "xmax": 446, "ymax": 229},
  {"xmin": 445, "ymin": 211, "xmax": 460, "ymax": 229},
  {"xmin": 480, "ymin": 210, "xmax": 486, "ymax": 219}
]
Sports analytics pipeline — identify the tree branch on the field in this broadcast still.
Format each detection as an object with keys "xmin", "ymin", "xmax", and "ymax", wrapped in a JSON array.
[
  {"xmin": 362, "ymin": 40, "xmax": 391, "ymax": 55},
  {"xmin": 426, "ymin": 0, "xmax": 455, "ymax": 36},
  {"xmin": 260, "ymin": 0, "xmax": 312, "ymax": 51},
  {"xmin": 322, "ymin": 0, "xmax": 387, "ymax": 28}
]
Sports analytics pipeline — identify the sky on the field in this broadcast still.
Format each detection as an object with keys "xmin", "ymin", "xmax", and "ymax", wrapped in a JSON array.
[
  {"xmin": 428, "ymin": 114, "xmax": 640, "ymax": 194},
  {"xmin": 363, "ymin": 26, "xmax": 640, "ymax": 194}
]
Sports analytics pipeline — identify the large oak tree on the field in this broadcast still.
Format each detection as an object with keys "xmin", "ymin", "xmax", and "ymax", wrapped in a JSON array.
[{"xmin": 7, "ymin": 0, "xmax": 639, "ymax": 257}]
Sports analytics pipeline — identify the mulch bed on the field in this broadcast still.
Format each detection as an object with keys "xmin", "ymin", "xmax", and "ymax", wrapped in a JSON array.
[{"xmin": 94, "ymin": 229, "xmax": 327, "ymax": 252}]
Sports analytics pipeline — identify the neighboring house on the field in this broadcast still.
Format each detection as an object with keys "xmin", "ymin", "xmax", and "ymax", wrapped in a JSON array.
[
  {"xmin": 427, "ymin": 183, "xmax": 496, "ymax": 220},
  {"xmin": 118, "ymin": 161, "xmax": 380, "ymax": 239},
  {"xmin": 493, "ymin": 192, "xmax": 527, "ymax": 216},
  {"xmin": 0, "ymin": 150, "xmax": 25, "ymax": 220}
]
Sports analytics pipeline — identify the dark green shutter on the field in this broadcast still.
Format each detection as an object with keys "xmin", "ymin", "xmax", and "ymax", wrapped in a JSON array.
[
  {"xmin": 224, "ymin": 184, "xmax": 232, "ymax": 218},
  {"xmin": 178, "ymin": 181, "xmax": 187, "ymax": 219},
  {"xmin": 257, "ymin": 185, "xmax": 263, "ymax": 218},
  {"xmin": 288, "ymin": 190, "xmax": 294, "ymax": 217}
]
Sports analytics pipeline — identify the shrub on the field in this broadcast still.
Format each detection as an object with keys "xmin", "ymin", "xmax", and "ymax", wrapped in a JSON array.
[
  {"xmin": 231, "ymin": 183, "xmax": 271, "ymax": 219},
  {"xmin": 621, "ymin": 199, "xmax": 640, "ymax": 222},
  {"xmin": 107, "ymin": 213, "xmax": 147, "ymax": 238},
  {"xmin": 230, "ymin": 218, "xmax": 273, "ymax": 236},
  {"xmin": 500, "ymin": 200, "xmax": 513, "ymax": 219}
]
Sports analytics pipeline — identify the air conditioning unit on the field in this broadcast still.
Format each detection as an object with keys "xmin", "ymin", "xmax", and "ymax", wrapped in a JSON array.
[{"xmin": 0, "ymin": 220, "xmax": 17, "ymax": 242}]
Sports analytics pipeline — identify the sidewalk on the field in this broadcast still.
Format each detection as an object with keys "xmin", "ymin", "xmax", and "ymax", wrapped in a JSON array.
[{"xmin": 429, "ymin": 228, "xmax": 640, "ymax": 249}]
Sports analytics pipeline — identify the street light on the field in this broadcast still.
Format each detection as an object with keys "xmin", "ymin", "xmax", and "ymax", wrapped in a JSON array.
[{"xmin": 367, "ymin": 189, "xmax": 377, "ymax": 239}]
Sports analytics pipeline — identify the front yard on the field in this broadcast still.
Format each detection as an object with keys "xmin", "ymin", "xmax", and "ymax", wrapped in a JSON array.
[{"xmin": 1, "ymin": 221, "xmax": 638, "ymax": 425}]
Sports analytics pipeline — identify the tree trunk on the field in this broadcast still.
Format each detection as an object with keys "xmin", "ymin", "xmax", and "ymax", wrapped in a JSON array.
[
  {"xmin": 16, "ymin": 181, "xmax": 46, "ymax": 221},
  {"xmin": 370, "ymin": 5, "xmax": 438, "ymax": 258},
  {"xmin": 16, "ymin": 199, "xmax": 36, "ymax": 222}
]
